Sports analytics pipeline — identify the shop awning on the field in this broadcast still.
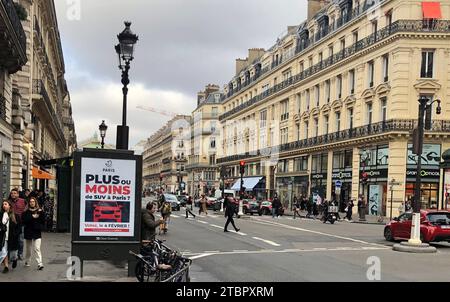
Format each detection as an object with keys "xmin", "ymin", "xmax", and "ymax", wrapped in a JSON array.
[
  {"xmin": 422, "ymin": 2, "xmax": 442, "ymax": 19},
  {"xmin": 32, "ymin": 167, "xmax": 55, "ymax": 180},
  {"xmin": 231, "ymin": 177, "xmax": 263, "ymax": 191}
]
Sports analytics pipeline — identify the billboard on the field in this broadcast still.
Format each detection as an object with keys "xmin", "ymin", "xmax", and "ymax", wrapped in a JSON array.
[{"xmin": 79, "ymin": 158, "xmax": 136, "ymax": 237}]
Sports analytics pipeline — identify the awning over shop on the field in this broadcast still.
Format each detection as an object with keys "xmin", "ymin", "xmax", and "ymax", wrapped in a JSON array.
[
  {"xmin": 32, "ymin": 167, "xmax": 55, "ymax": 180},
  {"xmin": 231, "ymin": 177, "xmax": 263, "ymax": 191},
  {"xmin": 422, "ymin": 2, "xmax": 442, "ymax": 19}
]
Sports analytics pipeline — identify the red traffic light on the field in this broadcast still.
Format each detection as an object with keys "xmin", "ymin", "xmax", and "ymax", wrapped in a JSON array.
[{"xmin": 240, "ymin": 161, "xmax": 246, "ymax": 166}]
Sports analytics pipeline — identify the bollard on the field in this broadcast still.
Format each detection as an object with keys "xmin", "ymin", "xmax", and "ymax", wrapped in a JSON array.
[
  {"xmin": 220, "ymin": 199, "xmax": 224, "ymax": 212},
  {"xmin": 238, "ymin": 199, "xmax": 244, "ymax": 216}
]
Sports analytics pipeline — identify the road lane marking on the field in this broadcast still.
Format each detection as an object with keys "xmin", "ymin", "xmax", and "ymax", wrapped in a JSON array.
[
  {"xmin": 252, "ymin": 237, "xmax": 281, "ymax": 247},
  {"xmin": 251, "ymin": 217, "xmax": 387, "ymax": 248},
  {"xmin": 197, "ymin": 221, "xmax": 208, "ymax": 224},
  {"xmin": 228, "ymin": 230, "xmax": 247, "ymax": 236},
  {"xmin": 189, "ymin": 253, "xmax": 213, "ymax": 260},
  {"xmin": 171, "ymin": 215, "xmax": 179, "ymax": 218},
  {"xmin": 210, "ymin": 224, "xmax": 224, "ymax": 229}
]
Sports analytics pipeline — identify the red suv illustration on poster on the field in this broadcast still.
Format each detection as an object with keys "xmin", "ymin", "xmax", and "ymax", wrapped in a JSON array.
[{"xmin": 93, "ymin": 201, "xmax": 123, "ymax": 223}]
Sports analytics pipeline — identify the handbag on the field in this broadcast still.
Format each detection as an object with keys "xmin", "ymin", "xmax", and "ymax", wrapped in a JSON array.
[{"xmin": 0, "ymin": 223, "xmax": 7, "ymax": 233}]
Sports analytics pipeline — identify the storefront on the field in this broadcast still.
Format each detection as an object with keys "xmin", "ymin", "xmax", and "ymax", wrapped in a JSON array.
[
  {"xmin": 231, "ymin": 177, "xmax": 266, "ymax": 199},
  {"xmin": 332, "ymin": 150, "xmax": 353, "ymax": 211},
  {"xmin": 360, "ymin": 145, "xmax": 389, "ymax": 216},
  {"xmin": 0, "ymin": 134, "xmax": 12, "ymax": 199},
  {"xmin": 276, "ymin": 175, "xmax": 309, "ymax": 208},
  {"xmin": 405, "ymin": 143, "xmax": 441, "ymax": 209},
  {"xmin": 311, "ymin": 153, "xmax": 328, "ymax": 201}
]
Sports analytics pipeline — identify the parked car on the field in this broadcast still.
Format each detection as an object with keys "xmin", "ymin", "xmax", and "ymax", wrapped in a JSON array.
[
  {"xmin": 384, "ymin": 210, "xmax": 450, "ymax": 243},
  {"xmin": 163, "ymin": 194, "xmax": 181, "ymax": 211},
  {"xmin": 93, "ymin": 202, "xmax": 122, "ymax": 222},
  {"xmin": 243, "ymin": 199, "xmax": 260, "ymax": 215},
  {"xmin": 258, "ymin": 201, "xmax": 272, "ymax": 216}
]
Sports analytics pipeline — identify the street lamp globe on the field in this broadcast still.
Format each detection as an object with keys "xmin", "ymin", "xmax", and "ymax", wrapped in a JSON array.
[
  {"xmin": 99, "ymin": 120, "xmax": 108, "ymax": 138},
  {"xmin": 116, "ymin": 21, "xmax": 138, "ymax": 68}
]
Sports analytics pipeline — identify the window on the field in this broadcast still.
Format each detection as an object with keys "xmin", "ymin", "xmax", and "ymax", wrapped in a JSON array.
[
  {"xmin": 280, "ymin": 127, "xmax": 289, "ymax": 144},
  {"xmin": 300, "ymin": 61, "xmax": 304, "ymax": 72},
  {"xmin": 367, "ymin": 103, "xmax": 373, "ymax": 124},
  {"xmin": 348, "ymin": 108, "xmax": 354, "ymax": 129},
  {"xmin": 209, "ymin": 155, "xmax": 216, "ymax": 165},
  {"xmin": 305, "ymin": 121, "xmax": 309, "ymax": 139},
  {"xmin": 328, "ymin": 45, "xmax": 334, "ymax": 57},
  {"xmin": 306, "ymin": 89, "xmax": 310, "ymax": 111},
  {"xmin": 381, "ymin": 98, "xmax": 387, "ymax": 122},
  {"xmin": 315, "ymin": 85, "xmax": 320, "ymax": 107},
  {"xmin": 319, "ymin": 52, "xmax": 323, "ymax": 65},
  {"xmin": 421, "ymin": 50, "xmax": 434, "ymax": 78},
  {"xmin": 314, "ymin": 118, "xmax": 319, "ymax": 137},
  {"xmin": 368, "ymin": 61, "xmax": 374, "ymax": 87},
  {"xmin": 296, "ymin": 93, "xmax": 302, "ymax": 113},
  {"xmin": 308, "ymin": 56, "xmax": 313, "ymax": 68},
  {"xmin": 349, "ymin": 69, "xmax": 355, "ymax": 94},
  {"xmin": 324, "ymin": 116, "xmax": 329, "ymax": 134},
  {"xmin": 296, "ymin": 124, "xmax": 301, "ymax": 140},
  {"xmin": 340, "ymin": 38, "xmax": 345, "ymax": 51},
  {"xmin": 260, "ymin": 110, "xmax": 267, "ymax": 128},
  {"xmin": 335, "ymin": 112, "xmax": 341, "ymax": 132},
  {"xmin": 210, "ymin": 137, "xmax": 216, "ymax": 149},
  {"xmin": 271, "ymin": 104, "xmax": 275, "ymax": 120},
  {"xmin": 274, "ymin": 77, "xmax": 278, "ymax": 86},
  {"xmin": 211, "ymin": 107, "xmax": 218, "ymax": 117},
  {"xmin": 352, "ymin": 30, "xmax": 358, "ymax": 43},
  {"xmin": 337, "ymin": 75, "xmax": 342, "ymax": 98},
  {"xmin": 262, "ymin": 84, "xmax": 270, "ymax": 93},
  {"xmin": 295, "ymin": 156, "xmax": 308, "ymax": 171},
  {"xmin": 372, "ymin": 20, "xmax": 378, "ymax": 35},
  {"xmin": 325, "ymin": 80, "xmax": 331, "ymax": 102},
  {"xmin": 210, "ymin": 121, "xmax": 217, "ymax": 133},
  {"xmin": 281, "ymin": 100, "xmax": 289, "ymax": 121},
  {"xmin": 283, "ymin": 69, "xmax": 292, "ymax": 81},
  {"xmin": 382, "ymin": 54, "xmax": 389, "ymax": 82}
]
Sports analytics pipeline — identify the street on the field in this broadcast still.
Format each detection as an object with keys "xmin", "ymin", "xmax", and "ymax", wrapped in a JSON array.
[{"xmin": 162, "ymin": 208, "xmax": 450, "ymax": 282}]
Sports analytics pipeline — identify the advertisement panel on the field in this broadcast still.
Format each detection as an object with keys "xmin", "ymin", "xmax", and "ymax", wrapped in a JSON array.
[
  {"xmin": 407, "ymin": 144, "xmax": 441, "ymax": 166},
  {"xmin": 369, "ymin": 185, "xmax": 381, "ymax": 216},
  {"xmin": 79, "ymin": 157, "xmax": 136, "ymax": 237}
]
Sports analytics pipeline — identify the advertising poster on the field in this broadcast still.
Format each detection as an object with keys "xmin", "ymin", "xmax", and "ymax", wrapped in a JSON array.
[
  {"xmin": 407, "ymin": 144, "xmax": 441, "ymax": 166},
  {"xmin": 79, "ymin": 158, "xmax": 136, "ymax": 237},
  {"xmin": 369, "ymin": 185, "xmax": 381, "ymax": 216}
]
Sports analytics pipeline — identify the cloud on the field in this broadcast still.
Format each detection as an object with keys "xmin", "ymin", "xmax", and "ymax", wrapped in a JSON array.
[{"xmin": 55, "ymin": 0, "xmax": 308, "ymax": 146}]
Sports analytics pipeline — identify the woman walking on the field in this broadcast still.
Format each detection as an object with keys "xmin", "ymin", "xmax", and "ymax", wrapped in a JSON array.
[
  {"xmin": 22, "ymin": 197, "xmax": 45, "ymax": 270},
  {"xmin": 0, "ymin": 201, "xmax": 21, "ymax": 273}
]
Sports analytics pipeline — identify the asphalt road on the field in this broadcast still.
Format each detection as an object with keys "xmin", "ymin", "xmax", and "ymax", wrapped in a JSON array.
[{"xmin": 157, "ymin": 208, "xmax": 450, "ymax": 282}]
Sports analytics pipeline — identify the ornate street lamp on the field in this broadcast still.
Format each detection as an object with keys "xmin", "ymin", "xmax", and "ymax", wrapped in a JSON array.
[
  {"xmin": 99, "ymin": 120, "xmax": 108, "ymax": 149},
  {"xmin": 115, "ymin": 21, "xmax": 138, "ymax": 150}
]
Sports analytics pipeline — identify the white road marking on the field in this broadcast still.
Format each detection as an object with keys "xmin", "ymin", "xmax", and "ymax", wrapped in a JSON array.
[
  {"xmin": 203, "ymin": 251, "xmax": 220, "ymax": 253},
  {"xmin": 233, "ymin": 250, "xmax": 249, "ymax": 252},
  {"xmin": 251, "ymin": 217, "xmax": 387, "ymax": 248},
  {"xmin": 210, "ymin": 224, "xmax": 224, "ymax": 229},
  {"xmin": 171, "ymin": 215, "xmax": 179, "ymax": 218},
  {"xmin": 252, "ymin": 237, "xmax": 281, "ymax": 247},
  {"xmin": 228, "ymin": 230, "xmax": 247, "ymax": 236},
  {"xmin": 197, "ymin": 221, "xmax": 208, "ymax": 224},
  {"xmin": 189, "ymin": 253, "xmax": 213, "ymax": 260}
]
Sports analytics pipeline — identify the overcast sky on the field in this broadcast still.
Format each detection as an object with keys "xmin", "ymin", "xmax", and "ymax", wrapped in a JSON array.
[{"xmin": 54, "ymin": 0, "xmax": 307, "ymax": 148}]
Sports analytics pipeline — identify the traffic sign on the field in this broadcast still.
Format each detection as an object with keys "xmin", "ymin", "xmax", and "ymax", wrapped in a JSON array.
[{"xmin": 335, "ymin": 180, "xmax": 342, "ymax": 188}]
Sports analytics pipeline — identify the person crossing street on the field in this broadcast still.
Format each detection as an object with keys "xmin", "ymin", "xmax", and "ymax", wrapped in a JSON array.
[
  {"xmin": 185, "ymin": 196, "xmax": 196, "ymax": 219},
  {"xmin": 223, "ymin": 197, "xmax": 240, "ymax": 233}
]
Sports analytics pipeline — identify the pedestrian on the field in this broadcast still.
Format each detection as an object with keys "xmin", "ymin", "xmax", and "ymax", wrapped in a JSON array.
[
  {"xmin": 306, "ymin": 196, "xmax": 313, "ymax": 218},
  {"xmin": 22, "ymin": 197, "xmax": 45, "ymax": 270},
  {"xmin": 0, "ymin": 200, "xmax": 21, "ymax": 273},
  {"xmin": 358, "ymin": 195, "xmax": 366, "ymax": 221},
  {"xmin": 37, "ymin": 191, "xmax": 45, "ymax": 208},
  {"xmin": 185, "ymin": 196, "xmax": 196, "ymax": 219},
  {"xmin": 300, "ymin": 195, "xmax": 306, "ymax": 211},
  {"xmin": 160, "ymin": 201, "xmax": 171, "ymax": 234},
  {"xmin": 293, "ymin": 196, "xmax": 301, "ymax": 219},
  {"xmin": 8, "ymin": 189, "xmax": 26, "ymax": 260},
  {"xmin": 345, "ymin": 199, "xmax": 354, "ymax": 221},
  {"xmin": 141, "ymin": 202, "xmax": 164, "ymax": 242},
  {"xmin": 224, "ymin": 197, "xmax": 240, "ymax": 233},
  {"xmin": 272, "ymin": 195, "xmax": 282, "ymax": 218},
  {"xmin": 200, "ymin": 194, "xmax": 208, "ymax": 216},
  {"xmin": 23, "ymin": 189, "xmax": 31, "ymax": 204}
]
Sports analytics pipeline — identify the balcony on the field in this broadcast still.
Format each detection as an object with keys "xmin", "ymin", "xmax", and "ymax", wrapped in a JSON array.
[
  {"xmin": 32, "ymin": 79, "xmax": 65, "ymax": 145},
  {"xmin": 0, "ymin": 0, "xmax": 27, "ymax": 73},
  {"xmin": 219, "ymin": 19, "xmax": 450, "ymax": 121},
  {"xmin": 217, "ymin": 119, "xmax": 450, "ymax": 164}
]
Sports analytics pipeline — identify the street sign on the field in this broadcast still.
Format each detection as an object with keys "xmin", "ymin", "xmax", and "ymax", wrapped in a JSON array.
[
  {"xmin": 335, "ymin": 180, "xmax": 342, "ymax": 188},
  {"xmin": 180, "ymin": 182, "xmax": 185, "ymax": 189}
]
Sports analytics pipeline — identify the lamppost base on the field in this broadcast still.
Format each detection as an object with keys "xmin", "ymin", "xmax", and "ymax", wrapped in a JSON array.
[{"xmin": 393, "ymin": 241, "xmax": 437, "ymax": 253}]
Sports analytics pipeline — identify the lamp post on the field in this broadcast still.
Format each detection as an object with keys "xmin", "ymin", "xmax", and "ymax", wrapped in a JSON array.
[
  {"xmin": 409, "ymin": 97, "xmax": 441, "ymax": 245},
  {"xmin": 358, "ymin": 149, "xmax": 368, "ymax": 221},
  {"xmin": 99, "ymin": 120, "xmax": 108, "ymax": 149},
  {"xmin": 388, "ymin": 178, "xmax": 397, "ymax": 221},
  {"xmin": 115, "ymin": 21, "xmax": 138, "ymax": 150}
]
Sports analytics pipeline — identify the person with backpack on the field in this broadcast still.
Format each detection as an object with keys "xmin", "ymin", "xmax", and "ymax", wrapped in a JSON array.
[
  {"xmin": 160, "ymin": 201, "xmax": 172, "ymax": 234},
  {"xmin": 22, "ymin": 197, "xmax": 45, "ymax": 270}
]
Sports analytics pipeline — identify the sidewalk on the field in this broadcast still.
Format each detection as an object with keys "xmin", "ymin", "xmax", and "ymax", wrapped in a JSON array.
[
  {"xmin": 282, "ymin": 209, "xmax": 389, "ymax": 225},
  {"xmin": 1, "ymin": 233, "xmax": 135, "ymax": 282}
]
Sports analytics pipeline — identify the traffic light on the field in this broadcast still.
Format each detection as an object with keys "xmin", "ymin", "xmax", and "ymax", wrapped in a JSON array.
[
  {"xmin": 361, "ymin": 172, "xmax": 368, "ymax": 183},
  {"xmin": 239, "ymin": 161, "xmax": 245, "ymax": 175}
]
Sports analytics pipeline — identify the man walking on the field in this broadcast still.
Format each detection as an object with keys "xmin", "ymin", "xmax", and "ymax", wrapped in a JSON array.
[
  {"xmin": 293, "ymin": 196, "xmax": 301, "ymax": 219},
  {"xmin": 224, "ymin": 197, "xmax": 240, "ymax": 233},
  {"xmin": 272, "ymin": 195, "xmax": 282, "ymax": 218},
  {"xmin": 185, "ymin": 196, "xmax": 196, "ymax": 219},
  {"xmin": 9, "ymin": 189, "xmax": 26, "ymax": 260}
]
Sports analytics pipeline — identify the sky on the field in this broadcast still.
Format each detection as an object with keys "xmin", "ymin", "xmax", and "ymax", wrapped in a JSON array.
[{"xmin": 54, "ymin": 0, "xmax": 307, "ymax": 148}]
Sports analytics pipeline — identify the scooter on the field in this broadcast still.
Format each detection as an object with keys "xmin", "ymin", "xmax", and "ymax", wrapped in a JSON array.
[{"xmin": 323, "ymin": 205, "xmax": 339, "ymax": 224}]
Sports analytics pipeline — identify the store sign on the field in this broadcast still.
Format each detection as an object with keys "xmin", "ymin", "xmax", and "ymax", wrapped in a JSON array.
[
  {"xmin": 407, "ymin": 144, "xmax": 441, "ymax": 166},
  {"xmin": 360, "ymin": 169, "xmax": 388, "ymax": 179},
  {"xmin": 332, "ymin": 171, "xmax": 352, "ymax": 180},
  {"xmin": 406, "ymin": 169, "xmax": 440, "ymax": 178},
  {"xmin": 312, "ymin": 173, "xmax": 327, "ymax": 180}
]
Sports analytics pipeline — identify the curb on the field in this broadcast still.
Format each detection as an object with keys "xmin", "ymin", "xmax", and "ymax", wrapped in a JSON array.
[{"xmin": 393, "ymin": 242, "xmax": 437, "ymax": 253}]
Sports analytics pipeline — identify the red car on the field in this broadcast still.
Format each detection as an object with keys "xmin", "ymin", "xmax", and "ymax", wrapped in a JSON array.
[
  {"xmin": 384, "ymin": 210, "xmax": 450, "ymax": 243},
  {"xmin": 93, "ymin": 202, "xmax": 123, "ymax": 223}
]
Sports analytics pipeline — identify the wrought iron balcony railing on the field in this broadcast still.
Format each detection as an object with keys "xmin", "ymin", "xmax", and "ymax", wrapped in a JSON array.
[
  {"xmin": 217, "ymin": 119, "xmax": 450, "ymax": 164},
  {"xmin": 1, "ymin": 0, "xmax": 26, "ymax": 56},
  {"xmin": 219, "ymin": 19, "xmax": 450, "ymax": 121},
  {"xmin": 0, "ymin": 94, "xmax": 6, "ymax": 121}
]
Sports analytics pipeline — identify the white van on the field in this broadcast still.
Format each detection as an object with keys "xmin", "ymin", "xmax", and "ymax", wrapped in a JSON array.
[{"xmin": 214, "ymin": 189, "xmax": 236, "ymax": 199}]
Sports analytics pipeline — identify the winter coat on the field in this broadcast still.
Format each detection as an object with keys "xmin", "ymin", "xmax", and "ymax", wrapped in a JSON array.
[
  {"xmin": 22, "ymin": 209, "xmax": 45, "ymax": 240},
  {"xmin": 141, "ymin": 210, "xmax": 159, "ymax": 241},
  {"xmin": 272, "ymin": 198, "xmax": 282, "ymax": 209},
  {"xmin": 225, "ymin": 200, "xmax": 236, "ymax": 218},
  {"xmin": 0, "ymin": 213, "xmax": 21, "ymax": 251}
]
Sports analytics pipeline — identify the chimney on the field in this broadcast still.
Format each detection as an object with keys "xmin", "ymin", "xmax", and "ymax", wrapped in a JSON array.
[
  {"xmin": 235, "ymin": 58, "xmax": 248, "ymax": 75},
  {"xmin": 307, "ymin": 0, "xmax": 330, "ymax": 21},
  {"xmin": 204, "ymin": 84, "xmax": 220, "ymax": 99},
  {"xmin": 248, "ymin": 48, "xmax": 265, "ymax": 64}
]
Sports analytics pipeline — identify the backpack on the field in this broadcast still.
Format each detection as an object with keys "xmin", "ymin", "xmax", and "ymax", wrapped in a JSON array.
[{"xmin": 162, "ymin": 203, "xmax": 171, "ymax": 215}]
